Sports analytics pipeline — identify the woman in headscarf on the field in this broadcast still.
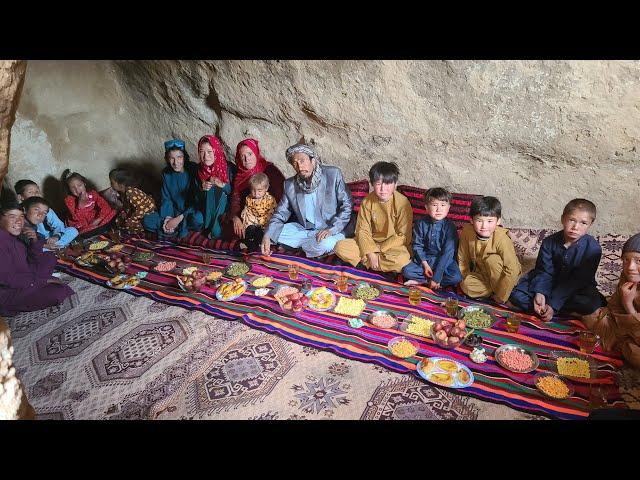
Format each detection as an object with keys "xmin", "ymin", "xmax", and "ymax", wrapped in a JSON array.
[
  {"xmin": 229, "ymin": 138, "xmax": 285, "ymax": 239},
  {"xmin": 583, "ymin": 233, "xmax": 640, "ymax": 369},
  {"xmin": 143, "ymin": 139, "xmax": 203, "ymax": 238},
  {"xmin": 195, "ymin": 135, "xmax": 236, "ymax": 239}
]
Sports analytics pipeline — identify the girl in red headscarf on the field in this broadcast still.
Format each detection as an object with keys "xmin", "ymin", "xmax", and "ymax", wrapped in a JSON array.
[
  {"xmin": 196, "ymin": 135, "xmax": 236, "ymax": 239},
  {"xmin": 229, "ymin": 138, "xmax": 285, "ymax": 239}
]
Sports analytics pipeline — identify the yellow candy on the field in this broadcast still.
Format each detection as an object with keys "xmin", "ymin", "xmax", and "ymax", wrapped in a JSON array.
[
  {"xmin": 334, "ymin": 297, "xmax": 366, "ymax": 316},
  {"xmin": 390, "ymin": 339, "xmax": 418, "ymax": 358},
  {"xmin": 557, "ymin": 357, "xmax": 591, "ymax": 378}
]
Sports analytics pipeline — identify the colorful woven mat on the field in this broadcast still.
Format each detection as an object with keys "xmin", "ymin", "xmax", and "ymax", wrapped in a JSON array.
[{"xmin": 56, "ymin": 236, "xmax": 626, "ymax": 420}]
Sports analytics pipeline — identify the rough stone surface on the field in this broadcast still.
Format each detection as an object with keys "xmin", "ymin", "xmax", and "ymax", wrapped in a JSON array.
[
  {"xmin": 8, "ymin": 60, "xmax": 640, "ymax": 235},
  {"xmin": 0, "ymin": 60, "xmax": 27, "ymax": 192},
  {"xmin": 0, "ymin": 318, "xmax": 35, "ymax": 420}
]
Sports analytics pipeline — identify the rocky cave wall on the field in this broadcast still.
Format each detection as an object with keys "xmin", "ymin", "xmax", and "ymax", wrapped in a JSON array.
[{"xmin": 8, "ymin": 60, "xmax": 640, "ymax": 235}]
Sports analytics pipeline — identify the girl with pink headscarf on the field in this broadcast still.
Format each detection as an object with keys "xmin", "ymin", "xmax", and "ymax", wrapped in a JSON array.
[{"xmin": 195, "ymin": 135, "xmax": 236, "ymax": 239}]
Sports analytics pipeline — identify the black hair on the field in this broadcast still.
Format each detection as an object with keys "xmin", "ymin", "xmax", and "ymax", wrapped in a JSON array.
[
  {"xmin": 470, "ymin": 196, "xmax": 502, "ymax": 219},
  {"xmin": 424, "ymin": 187, "xmax": 452, "ymax": 204},
  {"xmin": 0, "ymin": 202, "xmax": 23, "ymax": 216},
  {"xmin": 22, "ymin": 196, "xmax": 50, "ymax": 211},
  {"xmin": 61, "ymin": 169, "xmax": 89, "ymax": 190},
  {"xmin": 109, "ymin": 168, "xmax": 139, "ymax": 187},
  {"xmin": 14, "ymin": 179, "xmax": 38, "ymax": 196},
  {"xmin": 562, "ymin": 198, "xmax": 597, "ymax": 222},
  {"xmin": 164, "ymin": 146, "xmax": 190, "ymax": 164},
  {"xmin": 369, "ymin": 161, "xmax": 400, "ymax": 184}
]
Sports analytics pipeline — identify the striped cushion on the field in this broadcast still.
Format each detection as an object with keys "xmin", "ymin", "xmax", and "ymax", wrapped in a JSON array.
[{"xmin": 346, "ymin": 179, "xmax": 370, "ymax": 213}]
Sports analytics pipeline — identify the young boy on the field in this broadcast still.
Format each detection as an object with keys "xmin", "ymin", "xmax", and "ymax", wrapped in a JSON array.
[
  {"xmin": 509, "ymin": 198, "xmax": 607, "ymax": 320},
  {"xmin": 402, "ymin": 188, "xmax": 462, "ymax": 289},
  {"xmin": 14, "ymin": 179, "xmax": 79, "ymax": 249},
  {"xmin": 239, "ymin": 172, "xmax": 278, "ymax": 252},
  {"xmin": 19, "ymin": 196, "xmax": 50, "ymax": 245},
  {"xmin": 335, "ymin": 162, "xmax": 412, "ymax": 273},
  {"xmin": 458, "ymin": 196, "xmax": 521, "ymax": 304}
]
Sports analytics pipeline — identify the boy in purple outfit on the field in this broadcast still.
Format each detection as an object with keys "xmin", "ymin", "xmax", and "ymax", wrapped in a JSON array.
[{"xmin": 0, "ymin": 203, "xmax": 74, "ymax": 316}]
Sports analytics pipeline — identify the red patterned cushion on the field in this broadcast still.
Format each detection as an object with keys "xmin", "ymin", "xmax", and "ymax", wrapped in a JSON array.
[{"xmin": 346, "ymin": 179, "xmax": 370, "ymax": 213}]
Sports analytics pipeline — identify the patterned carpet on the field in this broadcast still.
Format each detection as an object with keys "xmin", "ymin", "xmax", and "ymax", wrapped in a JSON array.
[
  {"xmin": 2, "ymin": 274, "xmax": 544, "ymax": 420},
  {"xmin": 6, "ymin": 228, "xmax": 640, "ymax": 420}
]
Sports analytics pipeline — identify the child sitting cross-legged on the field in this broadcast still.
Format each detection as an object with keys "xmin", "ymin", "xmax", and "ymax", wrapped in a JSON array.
[
  {"xmin": 458, "ymin": 196, "xmax": 521, "ymax": 304},
  {"xmin": 509, "ymin": 198, "xmax": 607, "ymax": 321},
  {"xmin": 239, "ymin": 172, "xmax": 278, "ymax": 252},
  {"xmin": 15, "ymin": 179, "xmax": 78, "ymax": 249},
  {"xmin": 62, "ymin": 169, "xmax": 117, "ymax": 237},
  {"xmin": 334, "ymin": 161, "xmax": 412, "ymax": 273},
  {"xmin": 402, "ymin": 187, "xmax": 462, "ymax": 289},
  {"xmin": 109, "ymin": 168, "xmax": 157, "ymax": 235}
]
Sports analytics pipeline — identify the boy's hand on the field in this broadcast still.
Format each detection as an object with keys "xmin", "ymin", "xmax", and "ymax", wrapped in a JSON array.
[
  {"xmin": 22, "ymin": 226, "xmax": 38, "ymax": 241},
  {"xmin": 45, "ymin": 237, "xmax": 59, "ymax": 249},
  {"xmin": 540, "ymin": 305, "xmax": 555, "ymax": 322},
  {"xmin": 619, "ymin": 281, "xmax": 638, "ymax": 315},
  {"xmin": 421, "ymin": 261, "xmax": 433, "ymax": 278},
  {"xmin": 202, "ymin": 180, "xmax": 214, "ymax": 191},
  {"xmin": 367, "ymin": 252, "xmax": 381, "ymax": 271},
  {"xmin": 428, "ymin": 280, "xmax": 441, "ymax": 290},
  {"xmin": 533, "ymin": 293, "xmax": 546, "ymax": 316},
  {"xmin": 212, "ymin": 177, "xmax": 225, "ymax": 189}
]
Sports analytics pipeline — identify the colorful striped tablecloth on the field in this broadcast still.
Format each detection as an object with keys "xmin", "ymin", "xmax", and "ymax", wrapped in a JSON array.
[{"xmin": 57, "ymin": 237, "xmax": 626, "ymax": 420}]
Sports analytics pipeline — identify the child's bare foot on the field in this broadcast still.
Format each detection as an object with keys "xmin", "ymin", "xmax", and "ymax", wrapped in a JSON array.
[{"xmin": 404, "ymin": 279, "xmax": 420, "ymax": 286}]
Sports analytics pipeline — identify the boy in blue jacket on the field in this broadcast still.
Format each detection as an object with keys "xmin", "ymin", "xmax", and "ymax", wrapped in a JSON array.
[
  {"xmin": 402, "ymin": 187, "xmax": 462, "ymax": 289},
  {"xmin": 15, "ymin": 179, "xmax": 79, "ymax": 249},
  {"xmin": 509, "ymin": 198, "xmax": 607, "ymax": 320}
]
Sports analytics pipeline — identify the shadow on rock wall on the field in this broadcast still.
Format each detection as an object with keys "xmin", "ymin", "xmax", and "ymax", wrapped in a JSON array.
[
  {"xmin": 1, "ymin": 179, "xmax": 18, "ymax": 205},
  {"xmin": 112, "ymin": 158, "xmax": 162, "ymax": 203},
  {"xmin": 42, "ymin": 176, "xmax": 67, "ymax": 219}
]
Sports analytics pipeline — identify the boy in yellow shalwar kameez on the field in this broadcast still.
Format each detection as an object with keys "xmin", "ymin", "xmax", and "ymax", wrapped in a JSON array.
[
  {"xmin": 335, "ymin": 162, "xmax": 412, "ymax": 273},
  {"xmin": 457, "ymin": 196, "xmax": 522, "ymax": 304}
]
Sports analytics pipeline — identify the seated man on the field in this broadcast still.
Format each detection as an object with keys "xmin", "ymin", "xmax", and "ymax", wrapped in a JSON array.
[
  {"xmin": 335, "ymin": 161, "xmax": 412, "ymax": 272},
  {"xmin": 0, "ymin": 203, "xmax": 74, "ymax": 316},
  {"xmin": 261, "ymin": 144, "xmax": 353, "ymax": 258}
]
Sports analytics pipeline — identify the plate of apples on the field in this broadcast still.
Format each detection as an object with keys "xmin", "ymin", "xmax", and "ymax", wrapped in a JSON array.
[
  {"xmin": 431, "ymin": 318, "xmax": 468, "ymax": 350},
  {"xmin": 273, "ymin": 285, "xmax": 309, "ymax": 314}
]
